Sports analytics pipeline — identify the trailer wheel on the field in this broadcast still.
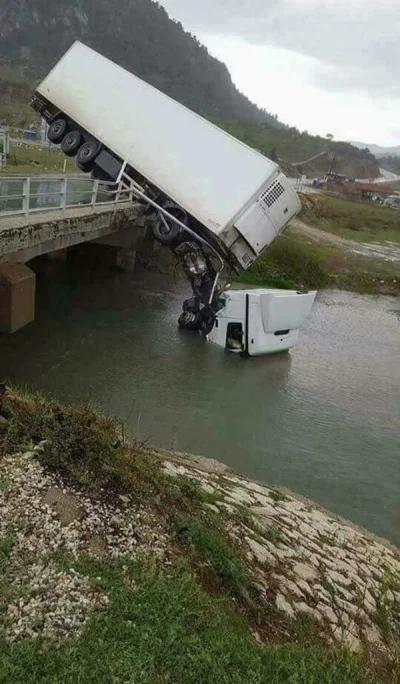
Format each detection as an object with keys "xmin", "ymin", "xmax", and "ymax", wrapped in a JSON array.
[
  {"xmin": 152, "ymin": 203, "xmax": 187, "ymax": 247},
  {"xmin": 61, "ymin": 130, "xmax": 82, "ymax": 157},
  {"xmin": 48, "ymin": 118, "xmax": 68, "ymax": 144},
  {"xmin": 77, "ymin": 140, "xmax": 101, "ymax": 167}
]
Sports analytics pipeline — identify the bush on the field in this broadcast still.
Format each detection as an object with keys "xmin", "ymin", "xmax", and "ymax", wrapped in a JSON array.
[{"xmin": 0, "ymin": 389, "xmax": 160, "ymax": 494}]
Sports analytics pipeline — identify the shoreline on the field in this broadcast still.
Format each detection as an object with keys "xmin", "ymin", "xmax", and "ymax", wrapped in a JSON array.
[{"xmin": 0, "ymin": 387, "xmax": 399, "ymax": 680}]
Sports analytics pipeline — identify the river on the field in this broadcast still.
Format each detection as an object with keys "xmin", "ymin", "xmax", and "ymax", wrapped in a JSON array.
[{"xmin": 1, "ymin": 259, "xmax": 399, "ymax": 544}]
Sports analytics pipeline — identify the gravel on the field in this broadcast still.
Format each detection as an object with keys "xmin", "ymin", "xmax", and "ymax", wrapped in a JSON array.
[{"xmin": 0, "ymin": 451, "xmax": 168, "ymax": 642}]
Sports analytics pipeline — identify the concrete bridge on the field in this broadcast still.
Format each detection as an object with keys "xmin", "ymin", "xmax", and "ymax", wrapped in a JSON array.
[{"xmin": 0, "ymin": 175, "xmax": 154, "ymax": 333}]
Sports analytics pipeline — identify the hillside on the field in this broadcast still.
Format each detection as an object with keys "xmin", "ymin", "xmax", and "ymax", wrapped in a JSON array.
[
  {"xmin": 0, "ymin": 0, "xmax": 279, "ymax": 128},
  {"xmin": 219, "ymin": 120, "xmax": 379, "ymax": 179},
  {"xmin": 0, "ymin": 0, "xmax": 379, "ymax": 178}
]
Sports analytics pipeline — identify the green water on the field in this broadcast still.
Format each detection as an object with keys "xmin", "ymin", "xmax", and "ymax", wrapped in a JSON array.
[{"xmin": 1, "ymin": 261, "xmax": 399, "ymax": 544}]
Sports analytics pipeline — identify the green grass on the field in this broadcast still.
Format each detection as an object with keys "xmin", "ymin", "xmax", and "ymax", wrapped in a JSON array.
[
  {"xmin": 0, "ymin": 537, "xmax": 13, "ymax": 568},
  {"xmin": 239, "ymin": 232, "xmax": 400, "ymax": 296},
  {"xmin": 1, "ymin": 143, "xmax": 76, "ymax": 176},
  {"xmin": 0, "ymin": 558, "xmax": 379, "ymax": 684},
  {"xmin": 301, "ymin": 196, "xmax": 400, "ymax": 244},
  {"xmin": 0, "ymin": 389, "xmax": 163, "ymax": 499},
  {"xmin": 238, "ymin": 234, "xmax": 329, "ymax": 290},
  {"xmin": 0, "ymin": 478, "xmax": 10, "ymax": 492},
  {"xmin": 172, "ymin": 515, "xmax": 251, "ymax": 595}
]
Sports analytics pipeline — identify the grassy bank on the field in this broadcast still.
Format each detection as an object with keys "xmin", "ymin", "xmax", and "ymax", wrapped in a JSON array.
[
  {"xmin": 239, "ymin": 231, "xmax": 399, "ymax": 296},
  {"xmin": 0, "ymin": 143, "xmax": 76, "ymax": 176},
  {"xmin": 300, "ymin": 196, "xmax": 400, "ymax": 245},
  {"xmin": 1, "ymin": 388, "xmax": 397, "ymax": 683},
  {"xmin": 0, "ymin": 556, "xmax": 377, "ymax": 684}
]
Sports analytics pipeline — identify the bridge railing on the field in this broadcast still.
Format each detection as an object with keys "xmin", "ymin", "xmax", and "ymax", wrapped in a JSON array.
[{"xmin": 0, "ymin": 175, "xmax": 134, "ymax": 218}]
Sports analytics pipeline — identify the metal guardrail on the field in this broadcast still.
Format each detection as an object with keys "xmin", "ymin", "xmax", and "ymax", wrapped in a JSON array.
[{"xmin": 0, "ymin": 175, "xmax": 134, "ymax": 219}]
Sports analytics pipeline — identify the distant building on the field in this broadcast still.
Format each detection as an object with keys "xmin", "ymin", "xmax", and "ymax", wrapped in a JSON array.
[{"xmin": 338, "ymin": 181, "xmax": 394, "ymax": 202}]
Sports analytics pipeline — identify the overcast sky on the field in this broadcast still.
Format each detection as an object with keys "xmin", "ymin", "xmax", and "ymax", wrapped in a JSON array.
[{"xmin": 160, "ymin": 0, "xmax": 400, "ymax": 146}]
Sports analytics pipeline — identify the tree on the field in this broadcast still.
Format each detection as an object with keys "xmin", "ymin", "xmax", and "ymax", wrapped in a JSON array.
[{"xmin": 326, "ymin": 133, "xmax": 334, "ymax": 141}]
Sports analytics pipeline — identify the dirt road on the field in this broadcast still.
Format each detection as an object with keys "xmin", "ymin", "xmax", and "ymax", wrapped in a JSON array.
[{"xmin": 290, "ymin": 217, "xmax": 400, "ymax": 264}]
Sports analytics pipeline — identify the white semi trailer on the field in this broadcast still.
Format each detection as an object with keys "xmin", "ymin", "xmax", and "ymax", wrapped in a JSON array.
[{"xmin": 31, "ymin": 41, "xmax": 315, "ymax": 355}]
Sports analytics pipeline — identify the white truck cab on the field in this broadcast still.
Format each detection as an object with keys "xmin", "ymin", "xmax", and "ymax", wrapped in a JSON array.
[{"xmin": 209, "ymin": 289, "xmax": 317, "ymax": 356}]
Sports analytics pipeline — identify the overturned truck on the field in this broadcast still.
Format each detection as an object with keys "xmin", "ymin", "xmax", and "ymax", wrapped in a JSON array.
[{"xmin": 31, "ymin": 41, "xmax": 315, "ymax": 355}]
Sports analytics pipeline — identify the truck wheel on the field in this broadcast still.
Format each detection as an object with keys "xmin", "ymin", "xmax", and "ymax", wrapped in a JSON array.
[
  {"xmin": 48, "ymin": 118, "xmax": 68, "ymax": 144},
  {"xmin": 61, "ymin": 130, "xmax": 82, "ymax": 157},
  {"xmin": 77, "ymin": 161, "xmax": 91, "ymax": 174},
  {"xmin": 77, "ymin": 141, "xmax": 101, "ymax": 168},
  {"xmin": 152, "ymin": 204, "xmax": 186, "ymax": 247},
  {"xmin": 178, "ymin": 311, "xmax": 200, "ymax": 331}
]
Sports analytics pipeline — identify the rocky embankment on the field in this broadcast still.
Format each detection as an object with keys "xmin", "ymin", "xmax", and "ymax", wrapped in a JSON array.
[{"xmin": 1, "ymin": 444, "xmax": 399, "ymax": 658}]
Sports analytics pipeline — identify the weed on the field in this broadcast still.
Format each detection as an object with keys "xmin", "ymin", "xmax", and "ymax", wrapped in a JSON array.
[
  {"xmin": 0, "ymin": 478, "xmax": 10, "ymax": 492},
  {"xmin": 0, "ymin": 389, "xmax": 162, "ymax": 496},
  {"xmin": 375, "ymin": 567, "xmax": 400, "ymax": 670},
  {"xmin": 262, "ymin": 523, "xmax": 285, "ymax": 545},
  {"xmin": 172, "ymin": 515, "xmax": 251, "ymax": 596},
  {"xmin": 0, "ymin": 536, "xmax": 13, "ymax": 573},
  {"xmin": 318, "ymin": 532, "xmax": 338, "ymax": 547},
  {"xmin": 268, "ymin": 489, "xmax": 289, "ymax": 504}
]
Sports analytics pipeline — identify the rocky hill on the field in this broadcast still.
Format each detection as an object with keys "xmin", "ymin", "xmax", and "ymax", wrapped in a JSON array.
[{"xmin": 0, "ymin": 0, "xmax": 379, "ymax": 179}]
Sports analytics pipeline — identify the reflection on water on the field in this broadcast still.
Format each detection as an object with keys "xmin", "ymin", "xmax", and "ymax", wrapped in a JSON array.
[{"xmin": 1, "ymin": 260, "xmax": 399, "ymax": 544}]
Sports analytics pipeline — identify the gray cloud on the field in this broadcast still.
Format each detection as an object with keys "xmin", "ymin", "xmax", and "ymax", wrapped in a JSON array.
[{"xmin": 160, "ymin": 1, "xmax": 400, "ymax": 98}]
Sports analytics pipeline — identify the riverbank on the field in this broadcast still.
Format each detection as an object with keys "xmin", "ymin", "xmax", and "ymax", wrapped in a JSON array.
[
  {"xmin": 239, "ymin": 193, "xmax": 399, "ymax": 296},
  {"xmin": 1, "ymin": 388, "xmax": 399, "ymax": 682},
  {"xmin": 239, "ymin": 229, "xmax": 399, "ymax": 296}
]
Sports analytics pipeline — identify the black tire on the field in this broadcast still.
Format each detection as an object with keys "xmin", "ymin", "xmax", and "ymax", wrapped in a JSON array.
[
  {"xmin": 178, "ymin": 311, "xmax": 201, "ymax": 332},
  {"xmin": 77, "ymin": 161, "xmax": 91, "ymax": 174},
  {"xmin": 61, "ymin": 130, "xmax": 82, "ymax": 157},
  {"xmin": 152, "ymin": 203, "xmax": 187, "ymax": 247},
  {"xmin": 77, "ymin": 140, "xmax": 101, "ymax": 166},
  {"xmin": 48, "ymin": 118, "xmax": 68, "ymax": 144}
]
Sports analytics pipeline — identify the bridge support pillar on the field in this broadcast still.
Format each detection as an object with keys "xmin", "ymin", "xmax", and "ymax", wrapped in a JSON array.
[{"xmin": 0, "ymin": 262, "xmax": 35, "ymax": 333}]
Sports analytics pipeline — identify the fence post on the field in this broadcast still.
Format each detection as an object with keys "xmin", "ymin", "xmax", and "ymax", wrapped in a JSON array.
[
  {"xmin": 115, "ymin": 182, "xmax": 122, "ymax": 205},
  {"xmin": 60, "ymin": 177, "xmax": 67, "ymax": 210},
  {"xmin": 91, "ymin": 179, "xmax": 99, "ymax": 206},
  {"xmin": 22, "ymin": 177, "xmax": 30, "ymax": 216}
]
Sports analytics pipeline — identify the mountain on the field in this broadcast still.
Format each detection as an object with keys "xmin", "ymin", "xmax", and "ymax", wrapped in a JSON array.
[
  {"xmin": 350, "ymin": 141, "xmax": 400, "ymax": 158},
  {"xmin": 0, "ymin": 0, "xmax": 280, "ymax": 128},
  {"xmin": 0, "ymin": 0, "xmax": 379, "ymax": 178}
]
